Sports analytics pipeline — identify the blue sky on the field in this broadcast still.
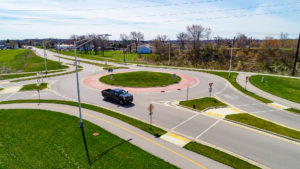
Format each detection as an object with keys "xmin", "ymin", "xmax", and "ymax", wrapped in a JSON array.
[{"xmin": 0, "ymin": 0, "xmax": 299, "ymax": 40}]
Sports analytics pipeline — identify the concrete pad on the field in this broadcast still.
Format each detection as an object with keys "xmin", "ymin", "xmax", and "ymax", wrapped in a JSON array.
[
  {"xmin": 0, "ymin": 86, "xmax": 22, "ymax": 94},
  {"xmin": 204, "ymin": 107, "xmax": 241, "ymax": 118},
  {"xmin": 268, "ymin": 102, "xmax": 290, "ymax": 110},
  {"xmin": 160, "ymin": 132, "xmax": 190, "ymax": 147}
]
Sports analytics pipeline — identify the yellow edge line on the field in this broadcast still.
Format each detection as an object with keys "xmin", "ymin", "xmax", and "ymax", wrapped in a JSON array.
[
  {"xmin": 229, "ymin": 108, "xmax": 242, "ymax": 114},
  {"xmin": 168, "ymin": 133, "xmax": 190, "ymax": 142},
  {"xmin": 43, "ymin": 105, "xmax": 207, "ymax": 169},
  {"xmin": 205, "ymin": 112, "xmax": 223, "ymax": 117}
]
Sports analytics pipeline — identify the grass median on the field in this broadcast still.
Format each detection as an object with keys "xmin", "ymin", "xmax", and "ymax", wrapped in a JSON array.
[
  {"xmin": 249, "ymin": 75, "xmax": 300, "ymax": 104},
  {"xmin": 226, "ymin": 113, "xmax": 300, "ymax": 140},
  {"xmin": 201, "ymin": 71, "xmax": 272, "ymax": 103},
  {"xmin": 184, "ymin": 142, "xmax": 260, "ymax": 169},
  {"xmin": 0, "ymin": 109, "xmax": 177, "ymax": 168},
  {"xmin": 99, "ymin": 71, "xmax": 181, "ymax": 87},
  {"xmin": 179, "ymin": 97, "xmax": 227, "ymax": 111},
  {"xmin": 20, "ymin": 83, "xmax": 48, "ymax": 91},
  {"xmin": 0, "ymin": 99, "xmax": 166, "ymax": 137},
  {"xmin": 286, "ymin": 108, "xmax": 300, "ymax": 115}
]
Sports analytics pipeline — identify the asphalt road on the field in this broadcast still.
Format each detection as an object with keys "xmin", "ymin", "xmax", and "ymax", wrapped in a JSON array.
[{"xmin": 1, "ymin": 47, "xmax": 300, "ymax": 169}]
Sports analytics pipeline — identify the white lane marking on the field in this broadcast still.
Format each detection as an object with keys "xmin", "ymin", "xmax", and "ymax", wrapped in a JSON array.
[
  {"xmin": 1, "ymin": 92, "xmax": 17, "ymax": 101},
  {"xmin": 195, "ymin": 119, "xmax": 222, "ymax": 139},
  {"xmin": 171, "ymin": 113, "xmax": 199, "ymax": 130},
  {"xmin": 235, "ymin": 103, "xmax": 260, "ymax": 107},
  {"xmin": 252, "ymin": 109, "xmax": 278, "ymax": 114}
]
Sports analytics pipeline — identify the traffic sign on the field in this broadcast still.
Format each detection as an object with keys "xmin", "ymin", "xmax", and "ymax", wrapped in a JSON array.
[
  {"xmin": 172, "ymin": 74, "xmax": 177, "ymax": 78},
  {"xmin": 209, "ymin": 82, "xmax": 213, "ymax": 88},
  {"xmin": 108, "ymin": 68, "xmax": 113, "ymax": 73},
  {"xmin": 148, "ymin": 103, "xmax": 154, "ymax": 112},
  {"xmin": 110, "ymin": 75, "xmax": 113, "ymax": 80},
  {"xmin": 245, "ymin": 76, "xmax": 249, "ymax": 83}
]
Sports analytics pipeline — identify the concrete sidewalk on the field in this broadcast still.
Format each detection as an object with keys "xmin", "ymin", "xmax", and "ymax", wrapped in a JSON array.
[
  {"xmin": 237, "ymin": 72, "xmax": 300, "ymax": 110},
  {"xmin": 0, "ymin": 103, "xmax": 231, "ymax": 169}
]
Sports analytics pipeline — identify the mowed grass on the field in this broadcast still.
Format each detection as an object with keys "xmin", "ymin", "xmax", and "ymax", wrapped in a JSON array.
[
  {"xmin": 99, "ymin": 71, "xmax": 181, "ymax": 87},
  {"xmin": 179, "ymin": 97, "xmax": 227, "ymax": 111},
  {"xmin": 202, "ymin": 71, "xmax": 272, "ymax": 103},
  {"xmin": 0, "ymin": 109, "xmax": 177, "ymax": 169},
  {"xmin": 20, "ymin": 83, "xmax": 48, "ymax": 91},
  {"xmin": 184, "ymin": 142, "xmax": 260, "ymax": 169},
  {"xmin": 0, "ymin": 49, "xmax": 67, "ymax": 73},
  {"xmin": 226, "ymin": 113, "xmax": 300, "ymax": 140},
  {"xmin": 57, "ymin": 50, "xmax": 155, "ymax": 63},
  {"xmin": 0, "ymin": 99, "xmax": 166, "ymax": 137},
  {"xmin": 249, "ymin": 75, "xmax": 300, "ymax": 104},
  {"xmin": 286, "ymin": 108, "xmax": 300, "ymax": 115}
]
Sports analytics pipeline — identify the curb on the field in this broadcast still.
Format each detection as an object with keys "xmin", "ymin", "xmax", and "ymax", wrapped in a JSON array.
[{"xmin": 224, "ymin": 118, "xmax": 300, "ymax": 144}]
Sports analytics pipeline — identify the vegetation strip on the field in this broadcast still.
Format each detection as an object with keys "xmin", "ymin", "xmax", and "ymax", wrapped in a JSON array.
[
  {"xmin": 55, "ymin": 55, "xmax": 113, "ymax": 67},
  {"xmin": 179, "ymin": 97, "xmax": 227, "ymax": 111},
  {"xmin": 20, "ymin": 83, "xmax": 47, "ymax": 91},
  {"xmin": 184, "ymin": 142, "xmax": 261, "ymax": 169},
  {"xmin": 0, "ymin": 109, "xmax": 177, "ymax": 168},
  {"xmin": 10, "ymin": 68, "xmax": 83, "ymax": 82},
  {"xmin": 286, "ymin": 108, "xmax": 300, "ymax": 115},
  {"xmin": 226, "ymin": 113, "xmax": 300, "ymax": 140},
  {"xmin": 0, "ymin": 99, "xmax": 166, "ymax": 137},
  {"xmin": 99, "ymin": 71, "xmax": 181, "ymax": 87},
  {"xmin": 249, "ymin": 75, "xmax": 300, "ymax": 104}
]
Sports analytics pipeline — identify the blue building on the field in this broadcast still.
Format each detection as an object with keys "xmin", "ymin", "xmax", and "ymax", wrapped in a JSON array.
[{"xmin": 137, "ymin": 46, "xmax": 151, "ymax": 54}]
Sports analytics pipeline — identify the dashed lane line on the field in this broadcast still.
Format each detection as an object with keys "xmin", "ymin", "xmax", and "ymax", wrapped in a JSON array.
[{"xmin": 42, "ymin": 105, "xmax": 208, "ymax": 169}]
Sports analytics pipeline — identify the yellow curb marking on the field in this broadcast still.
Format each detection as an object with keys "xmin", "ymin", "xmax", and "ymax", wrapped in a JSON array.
[
  {"xmin": 168, "ymin": 133, "xmax": 190, "ymax": 143},
  {"xmin": 229, "ymin": 107, "xmax": 242, "ymax": 114},
  {"xmin": 205, "ymin": 112, "xmax": 223, "ymax": 117},
  {"xmin": 43, "ymin": 105, "xmax": 207, "ymax": 169},
  {"xmin": 268, "ymin": 103, "xmax": 284, "ymax": 110}
]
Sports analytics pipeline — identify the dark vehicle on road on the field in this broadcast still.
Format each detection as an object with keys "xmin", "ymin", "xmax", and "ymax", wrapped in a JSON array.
[{"xmin": 102, "ymin": 88, "xmax": 133, "ymax": 105}]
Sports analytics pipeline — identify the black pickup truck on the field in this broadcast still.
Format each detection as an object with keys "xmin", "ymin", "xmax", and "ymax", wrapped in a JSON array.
[{"xmin": 102, "ymin": 88, "xmax": 133, "ymax": 105}]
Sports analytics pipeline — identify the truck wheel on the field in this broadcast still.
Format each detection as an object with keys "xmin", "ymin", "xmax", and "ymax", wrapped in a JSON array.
[
  {"xmin": 119, "ymin": 100, "xmax": 124, "ymax": 105},
  {"xmin": 103, "ymin": 96, "xmax": 107, "ymax": 100}
]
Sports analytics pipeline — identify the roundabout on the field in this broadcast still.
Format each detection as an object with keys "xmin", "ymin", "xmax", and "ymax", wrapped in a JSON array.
[{"xmin": 84, "ymin": 70, "xmax": 198, "ymax": 93}]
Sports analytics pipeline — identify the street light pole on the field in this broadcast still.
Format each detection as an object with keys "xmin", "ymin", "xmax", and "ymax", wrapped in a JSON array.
[
  {"xmin": 168, "ymin": 41, "xmax": 171, "ymax": 66},
  {"xmin": 228, "ymin": 38, "xmax": 234, "ymax": 79},
  {"xmin": 292, "ymin": 33, "xmax": 300, "ymax": 76},
  {"xmin": 74, "ymin": 40, "xmax": 91, "ymax": 165}
]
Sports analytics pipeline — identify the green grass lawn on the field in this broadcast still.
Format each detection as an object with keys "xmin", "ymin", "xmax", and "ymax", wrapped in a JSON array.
[
  {"xmin": 184, "ymin": 142, "xmax": 260, "ymax": 169},
  {"xmin": 0, "ymin": 99, "xmax": 166, "ymax": 137},
  {"xmin": 0, "ymin": 109, "xmax": 177, "ymax": 168},
  {"xmin": 226, "ymin": 113, "xmax": 300, "ymax": 140},
  {"xmin": 202, "ymin": 71, "xmax": 272, "ymax": 103},
  {"xmin": 102, "ymin": 66, "xmax": 129, "ymax": 70},
  {"xmin": 20, "ymin": 83, "xmax": 48, "ymax": 91},
  {"xmin": 179, "ymin": 97, "xmax": 227, "ymax": 111},
  {"xmin": 99, "ymin": 71, "xmax": 181, "ymax": 87},
  {"xmin": 0, "ymin": 49, "xmax": 67, "ymax": 73},
  {"xmin": 286, "ymin": 108, "xmax": 300, "ymax": 115},
  {"xmin": 0, "ymin": 88, "xmax": 3, "ymax": 91},
  {"xmin": 56, "ymin": 49, "xmax": 156, "ymax": 63},
  {"xmin": 249, "ymin": 75, "xmax": 300, "ymax": 104}
]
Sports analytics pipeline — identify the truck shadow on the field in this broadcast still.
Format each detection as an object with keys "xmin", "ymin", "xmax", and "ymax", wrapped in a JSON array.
[{"xmin": 103, "ymin": 99, "xmax": 135, "ymax": 108}]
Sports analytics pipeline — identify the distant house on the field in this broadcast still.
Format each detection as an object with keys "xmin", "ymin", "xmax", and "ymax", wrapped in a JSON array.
[
  {"xmin": 137, "ymin": 46, "xmax": 151, "ymax": 54},
  {"xmin": 0, "ymin": 45, "xmax": 6, "ymax": 50}
]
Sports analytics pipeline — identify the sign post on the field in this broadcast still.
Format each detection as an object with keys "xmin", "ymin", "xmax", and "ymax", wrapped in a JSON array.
[
  {"xmin": 172, "ymin": 73, "xmax": 177, "ymax": 79},
  {"xmin": 209, "ymin": 82, "xmax": 213, "ymax": 97},
  {"xmin": 186, "ymin": 85, "xmax": 189, "ymax": 101},
  {"xmin": 148, "ymin": 104, "xmax": 154, "ymax": 130},
  {"xmin": 245, "ymin": 76, "xmax": 249, "ymax": 89}
]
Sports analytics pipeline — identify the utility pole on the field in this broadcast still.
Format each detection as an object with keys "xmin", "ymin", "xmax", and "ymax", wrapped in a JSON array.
[
  {"xmin": 228, "ymin": 38, "xmax": 234, "ymax": 79},
  {"xmin": 43, "ymin": 42, "xmax": 48, "ymax": 75},
  {"xmin": 292, "ymin": 33, "xmax": 300, "ymax": 76},
  {"xmin": 168, "ymin": 41, "xmax": 171, "ymax": 66}
]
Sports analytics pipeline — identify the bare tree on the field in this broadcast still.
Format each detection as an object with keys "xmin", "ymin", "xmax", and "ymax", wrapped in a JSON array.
[
  {"xmin": 99, "ymin": 35, "xmax": 109, "ymax": 57},
  {"xmin": 187, "ymin": 24, "xmax": 205, "ymax": 50},
  {"xmin": 235, "ymin": 33, "xmax": 248, "ymax": 48},
  {"xmin": 177, "ymin": 32, "xmax": 189, "ymax": 50},
  {"xmin": 130, "ymin": 31, "xmax": 144, "ymax": 53},
  {"xmin": 120, "ymin": 33, "xmax": 130, "ymax": 63},
  {"xmin": 280, "ymin": 32, "xmax": 288, "ymax": 48},
  {"xmin": 151, "ymin": 35, "xmax": 171, "ymax": 60}
]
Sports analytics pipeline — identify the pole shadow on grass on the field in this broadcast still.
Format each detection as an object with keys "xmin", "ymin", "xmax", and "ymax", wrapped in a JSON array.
[{"xmin": 90, "ymin": 138, "xmax": 132, "ymax": 165}]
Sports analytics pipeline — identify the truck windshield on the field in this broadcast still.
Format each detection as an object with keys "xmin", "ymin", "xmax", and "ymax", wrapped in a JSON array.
[{"xmin": 117, "ymin": 90, "xmax": 127, "ymax": 95}]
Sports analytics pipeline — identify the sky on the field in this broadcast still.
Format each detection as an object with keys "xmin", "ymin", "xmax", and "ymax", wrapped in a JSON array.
[{"xmin": 0, "ymin": 0, "xmax": 299, "ymax": 40}]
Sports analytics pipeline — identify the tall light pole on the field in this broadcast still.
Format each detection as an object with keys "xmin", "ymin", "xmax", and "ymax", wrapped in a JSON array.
[
  {"xmin": 228, "ymin": 38, "xmax": 234, "ymax": 79},
  {"xmin": 43, "ymin": 42, "xmax": 48, "ymax": 75},
  {"xmin": 73, "ymin": 34, "xmax": 111, "ymax": 165},
  {"xmin": 292, "ymin": 33, "xmax": 300, "ymax": 76}
]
